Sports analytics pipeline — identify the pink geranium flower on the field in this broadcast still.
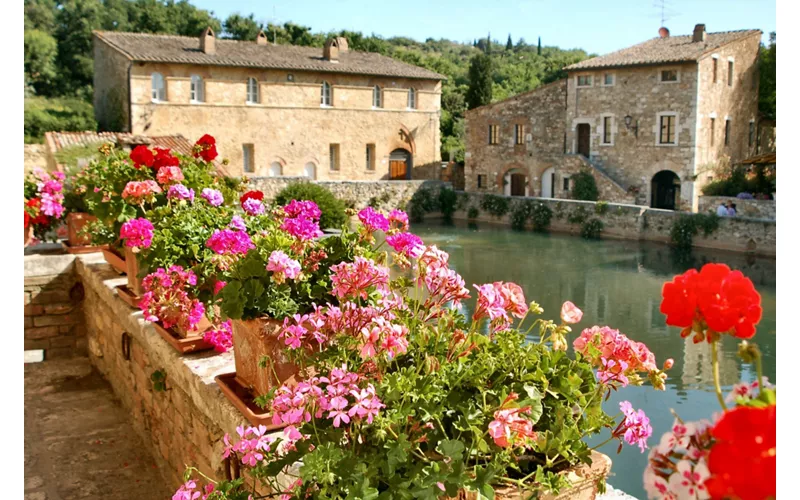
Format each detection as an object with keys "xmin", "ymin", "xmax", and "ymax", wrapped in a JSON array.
[
  {"xmin": 560, "ymin": 301, "xmax": 583, "ymax": 324},
  {"xmin": 120, "ymin": 218, "xmax": 154, "ymax": 249},
  {"xmin": 387, "ymin": 209, "xmax": 410, "ymax": 231},
  {"xmin": 386, "ymin": 232, "xmax": 425, "ymax": 259},
  {"xmin": 616, "ymin": 401, "xmax": 652, "ymax": 452},
  {"xmin": 358, "ymin": 207, "xmax": 390, "ymax": 233},
  {"xmin": 472, "ymin": 281, "xmax": 528, "ymax": 332},
  {"xmin": 488, "ymin": 406, "xmax": 537, "ymax": 449},
  {"xmin": 156, "ymin": 166, "xmax": 184, "ymax": 185},
  {"xmin": 267, "ymin": 250, "xmax": 302, "ymax": 284}
]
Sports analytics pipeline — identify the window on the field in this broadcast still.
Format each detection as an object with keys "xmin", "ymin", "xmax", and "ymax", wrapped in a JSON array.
[
  {"xmin": 514, "ymin": 124, "xmax": 524, "ymax": 145},
  {"xmin": 372, "ymin": 86, "xmax": 382, "ymax": 108},
  {"xmin": 151, "ymin": 72, "xmax": 166, "ymax": 102},
  {"xmin": 488, "ymin": 125, "xmax": 499, "ymax": 145},
  {"xmin": 710, "ymin": 118, "xmax": 716, "ymax": 146},
  {"xmin": 329, "ymin": 144, "xmax": 340, "ymax": 171},
  {"xmin": 407, "ymin": 88, "xmax": 416, "ymax": 109},
  {"xmin": 246, "ymin": 77, "xmax": 259, "ymax": 104},
  {"xmin": 713, "ymin": 58, "xmax": 718, "ymax": 83},
  {"xmin": 563, "ymin": 177, "xmax": 570, "ymax": 192},
  {"xmin": 725, "ymin": 119, "xmax": 731, "ymax": 146},
  {"xmin": 728, "ymin": 60, "xmax": 734, "ymax": 86},
  {"xmin": 749, "ymin": 122, "xmax": 755, "ymax": 147},
  {"xmin": 321, "ymin": 81, "xmax": 332, "ymax": 106},
  {"xmin": 660, "ymin": 69, "xmax": 678, "ymax": 82},
  {"xmin": 477, "ymin": 174, "xmax": 486, "ymax": 188},
  {"xmin": 597, "ymin": 294, "xmax": 606, "ymax": 322},
  {"xmin": 602, "ymin": 116, "xmax": 612, "ymax": 144},
  {"xmin": 242, "ymin": 144, "xmax": 254, "ymax": 173},
  {"xmin": 603, "ymin": 73, "xmax": 614, "ymax": 86},
  {"xmin": 269, "ymin": 162, "xmax": 282, "ymax": 177},
  {"xmin": 366, "ymin": 144, "xmax": 376, "ymax": 170},
  {"xmin": 190, "ymin": 75, "xmax": 204, "ymax": 103},
  {"xmin": 659, "ymin": 115, "xmax": 676, "ymax": 144},
  {"xmin": 576, "ymin": 75, "xmax": 592, "ymax": 87}
]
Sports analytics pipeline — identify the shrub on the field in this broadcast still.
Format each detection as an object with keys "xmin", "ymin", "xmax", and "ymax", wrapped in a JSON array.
[
  {"xmin": 367, "ymin": 192, "xmax": 392, "ymax": 210},
  {"xmin": 467, "ymin": 206, "xmax": 479, "ymax": 219},
  {"xmin": 531, "ymin": 203, "xmax": 553, "ymax": 232},
  {"xmin": 274, "ymin": 182, "xmax": 347, "ymax": 230},
  {"xmin": 737, "ymin": 192, "xmax": 755, "ymax": 200},
  {"xmin": 594, "ymin": 200, "xmax": 609, "ymax": 215},
  {"xmin": 669, "ymin": 213, "xmax": 720, "ymax": 250},
  {"xmin": 571, "ymin": 170, "xmax": 598, "ymax": 201},
  {"xmin": 581, "ymin": 218, "xmax": 604, "ymax": 239},
  {"xmin": 567, "ymin": 206, "xmax": 590, "ymax": 225},
  {"xmin": 438, "ymin": 187, "xmax": 458, "ymax": 222},
  {"xmin": 510, "ymin": 202, "xmax": 530, "ymax": 230},
  {"xmin": 408, "ymin": 187, "xmax": 442, "ymax": 223},
  {"xmin": 480, "ymin": 194, "xmax": 510, "ymax": 217},
  {"xmin": 24, "ymin": 97, "xmax": 96, "ymax": 143}
]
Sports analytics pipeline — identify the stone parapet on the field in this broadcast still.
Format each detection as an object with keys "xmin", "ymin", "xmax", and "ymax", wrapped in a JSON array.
[{"xmin": 698, "ymin": 196, "xmax": 775, "ymax": 220}]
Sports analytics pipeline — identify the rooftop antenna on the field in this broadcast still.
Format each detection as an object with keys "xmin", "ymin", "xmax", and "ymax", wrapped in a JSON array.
[
  {"xmin": 271, "ymin": 5, "xmax": 277, "ymax": 44},
  {"xmin": 651, "ymin": 0, "xmax": 679, "ymax": 29}
]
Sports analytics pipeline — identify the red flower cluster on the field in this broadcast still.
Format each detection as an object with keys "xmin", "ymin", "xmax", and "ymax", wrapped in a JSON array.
[
  {"xmin": 153, "ymin": 147, "xmax": 180, "ymax": 169},
  {"xmin": 25, "ymin": 198, "xmax": 49, "ymax": 226},
  {"xmin": 239, "ymin": 190, "xmax": 264, "ymax": 206},
  {"xmin": 194, "ymin": 134, "xmax": 218, "ymax": 162},
  {"xmin": 660, "ymin": 263, "xmax": 762, "ymax": 340},
  {"xmin": 129, "ymin": 145, "xmax": 154, "ymax": 168},
  {"xmin": 704, "ymin": 405, "xmax": 776, "ymax": 500}
]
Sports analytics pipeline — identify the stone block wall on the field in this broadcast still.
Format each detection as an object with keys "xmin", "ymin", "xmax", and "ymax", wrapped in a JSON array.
[
  {"xmin": 24, "ymin": 254, "xmax": 86, "ymax": 358},
  {"xmin": 698, "ymin": 196, "xmax": 775, "ymax": 220}
]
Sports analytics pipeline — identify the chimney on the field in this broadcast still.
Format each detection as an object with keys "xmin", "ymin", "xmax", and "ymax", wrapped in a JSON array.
[
  {"xmin": 658, "ymin": 27, "xmax": 670, "ymax": 38},
  {"xmin": 256, "ymin": 30, "xmax": 268, "ymax": 46},
  {"xmin": 323, "ymin": 37, "xmax": 349, "ymax": 62},
  {"xmin": 692, "ymin": 24, "xmax": 707, "ymax": 43},
  {"xmin": 200, "ymin": 26, "xmax": 216, "ymax": 54}
]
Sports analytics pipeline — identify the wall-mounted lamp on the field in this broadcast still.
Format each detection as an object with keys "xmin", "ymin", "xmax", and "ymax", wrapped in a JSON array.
[{"xmin": 624, "ymin": 115, "xmax": 639, "ymax": 138}]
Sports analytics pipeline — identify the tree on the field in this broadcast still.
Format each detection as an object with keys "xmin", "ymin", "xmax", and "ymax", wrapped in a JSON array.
[
  {"xmin": 24, "ymin": 30, "xmax": 58, "ymax": 95},
  {"xmin": 537, "ymin": 37, "xmax": 541, "ymax": 55},
  {"xmin": 54, "ymin": 0, "xmax": 104, "ymax": 98},
  {"xmin": 223, "ymin": 13, "xmax": 263, "ymax": 40},
  {"xmin": 466, "ymin": 53, "xmax": 493, "ymax": 109},
  {"xmin": 506, "ymin": 34, "xmax": 513, "ymax": 51},
  {"xmin": 759, "ymin": 32, "xmax": 776, "ymax": 121},
  {"xmin": 486, "ymin": 32, "xmax": 491, "ymax": 53}
]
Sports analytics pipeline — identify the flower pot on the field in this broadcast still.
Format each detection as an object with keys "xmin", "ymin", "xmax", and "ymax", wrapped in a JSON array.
[
  {"xmin": 124, "ymin": 246, "xmax": 143, "ymax": 296},
  {"xmin": 102, "ymin": 247, "xmax": 127, "ymax": 274},
  {"xmin": 230, "ymin": 318, "xmax": 302, "ymax": 398},
  {"xmin": 67, "ymin": 212, "xmax": 96, "ymax": 247},
  {"xmin": 153, "ymin": 322, "xmax": 214, "ymax": 354},
  {"xmin": 24, "ymin": 225, "xmax": 33, "ymax": 247},
  {"xmin": 174, "ymin": 314, "xmax": 213, "ymax": 339},
  {"xmin": 452, "ymin": 451, "xmax": 612, "ymax": 500}
]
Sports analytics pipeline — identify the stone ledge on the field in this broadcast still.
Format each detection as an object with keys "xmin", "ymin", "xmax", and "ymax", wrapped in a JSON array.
[{"xmin": 24, "ymin": 253, "xmax": 77, "ymax": 277}]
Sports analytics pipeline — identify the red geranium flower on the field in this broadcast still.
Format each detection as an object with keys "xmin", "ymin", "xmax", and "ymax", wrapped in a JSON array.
[
  {"xmin": 704, "ymin": 405, "xmax": 776, "ymax": 500},
  {"xmin": 130, "ymin": 145, "xmax": 155, "ymax": 168},
  {"xmin": 194, "ymin": 134, "xmax": 218, "ymax": 162},
  {"xmin": 24, "ymin": 210, "xmax": 30, "ymax": 229},
  {"xmin": 240, "ymin": 190, "xmax": 264, "ymax": 206},
  {"xmin": 660, "ymin": 263, "xmax": 762, "ymax": 340},
  {"xmin": 153, "ymin": 148, "xmax": 180, "ymax": 169}
]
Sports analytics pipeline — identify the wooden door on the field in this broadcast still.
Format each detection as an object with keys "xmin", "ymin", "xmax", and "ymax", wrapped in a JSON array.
[
  {"xmin": 390, "ymin": 160, "xmax": 407, "ymax": 180},
  {"xmin": 577, "ymin": 124, "xmax": 591, "ymax": 157},
  {"xmin": 510, "ymin": 173, "xmax": 526, "ymax": 196}
]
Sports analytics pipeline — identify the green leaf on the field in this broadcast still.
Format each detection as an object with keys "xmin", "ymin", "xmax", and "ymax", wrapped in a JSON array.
[{"xmin": 437, "ymin": 439, "xmax": 465, "ymax": 462}]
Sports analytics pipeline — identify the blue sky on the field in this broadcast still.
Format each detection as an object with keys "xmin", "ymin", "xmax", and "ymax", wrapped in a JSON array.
[{"xmin": 190, "ymin": 0, "xmax": 776, "ymax": 54}]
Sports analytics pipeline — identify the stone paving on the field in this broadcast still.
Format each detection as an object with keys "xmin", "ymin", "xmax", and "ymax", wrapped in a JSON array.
[{"xmin": 24, "ymin": 356, "xmax": 172, "ymax": 500}]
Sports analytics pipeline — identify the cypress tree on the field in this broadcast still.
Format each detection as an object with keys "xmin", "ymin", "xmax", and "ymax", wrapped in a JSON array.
[
  {"xmin": 506, "ymin": 34, "xmax": 513, "ymax": 51},
  {"xmin": 486, "ymin": 32, "xmax": 491, "ymax": 53},
  {"xmin": 537, "ymin": 36, "xmax": 542, "ymax": 55},
  {"xmin": 466, "ymin": 53, "xmax": 493, "ymax": 109}
]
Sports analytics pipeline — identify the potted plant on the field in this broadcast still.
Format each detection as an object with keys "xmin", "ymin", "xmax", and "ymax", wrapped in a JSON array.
[
  {"xmin": 176, "ymin": 207, "xmax": 671, "ymax": 499},
  {"xmin": 24, "ymin": 168, "xmax": 65, "ymax": 247}
]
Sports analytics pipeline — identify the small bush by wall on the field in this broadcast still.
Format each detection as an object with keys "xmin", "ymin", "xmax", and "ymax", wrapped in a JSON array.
[
  {"xmin": 274, "ymin": 182, "xmax": 347, "ymax": 229},
  {"xmin": 670, "ymin": 213, "xmax": 720, "ymax": 250},
  {"xmin": 480, "ymin": 194, "xmax": 510, "ymax": 218},
  {"xmin": 581, "ymin": 218, "xmax": 604, "ymax": 240},
  {"xmin": 572, "ymin": 170, "xmax": 599, "ymax": 201}
]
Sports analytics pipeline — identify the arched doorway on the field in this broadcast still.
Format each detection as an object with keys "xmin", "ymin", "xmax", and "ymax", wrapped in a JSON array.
[
  {"xmin": 502, "ymin": 168, "xmax": 528, "ymax": 196},
  {"xmin": 304, "ymin": 162, "xmax": 317, "ymax": 180},
  {"xmin": 269, "ymin": 162, "xmax": 283, "ymax": 177},
  {"xmin": 651, "ymin": 170, "xmax": 680, "ymax": 210},
  {"xmin": 389, "ymin": 149, "xmax": 412, "ymax": 180},
  {"xmin": 541, "ymin": 167, "xmax": 555, "ymax": 198}
]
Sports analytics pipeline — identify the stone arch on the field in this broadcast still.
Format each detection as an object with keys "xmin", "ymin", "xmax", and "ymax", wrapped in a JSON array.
[
  {"xmin": 650, "ymin": 170, "xmax": 681, "ymax": 209},
  {"xmin": 387, "ymin": 124, "xmax": 416, "ymax": 156},
  {"xmin": 256, "ymin": 156, "xmax": 287, "ymax": 177},
  {"xmin": 496, "ymin": 163, "xmax": 529, "ymax": 197},
  {"xmin": 389, "ymin": 148, "xmax": 413, "ymax": 180}
]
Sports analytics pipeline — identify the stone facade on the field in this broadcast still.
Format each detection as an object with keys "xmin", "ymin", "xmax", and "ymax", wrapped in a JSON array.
[
  {"xmin": 464, "ymin": 27, "xmax": 764, "ymax": 212},
  {"xmin": 699, "ymin": 195, "xmax": 775, "ymax": 219},
  {"xmin": 93, "ymin": 33, "xmax": 443, "ymax": 181}
]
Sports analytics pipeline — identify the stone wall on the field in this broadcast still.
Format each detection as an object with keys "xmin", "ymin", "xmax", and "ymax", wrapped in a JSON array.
[
  {"xmin": 24, "ymin": 254, "xmax": 86, "ymax": 358},
  {"xmin": 449, "ymin": 192, "xmax": 775, "ymax": 256},
  {"xmin": 24, "ymin": 144, "xmax": 51, "ymax": 174},
  {"xmin": 248, "ymin": 177, "xmax": 450, "ymax": 211},
  {"xmin": 558, "ymin": 155, "xmax": 635, "ymax": 204},
  {"xmin": 698, "ymin": 195, "xmax": 775, "ymax": 220},
  {"xmin": 93, "ymin": 36, "xmax": 131, "ymax": 132}
]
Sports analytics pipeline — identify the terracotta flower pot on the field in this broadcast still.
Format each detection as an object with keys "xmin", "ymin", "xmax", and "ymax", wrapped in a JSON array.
[
  {"xmin": 231, "ymin": 318, "xmax": 302, "ymax": 398},
  {"xmin": 67, "ymin": 212, "xmax": 97, "ymax": 246},
  {"xmin": 175, "ymin": 314, "xmax": 213, "ymax": 339},
  {"xmin": 102, "ymin": 247, "xmax": 127, "ymax": 274},
  {"xmin": 124, "ymin": 246, "xmax": 143, "ymax": 296},
  {"xmin": 453, "ymin": 451, "xmax": 612, "ymax": 500}
]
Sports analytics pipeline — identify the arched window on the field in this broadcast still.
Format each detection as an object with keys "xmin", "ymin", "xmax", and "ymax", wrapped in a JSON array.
[
  {"xmin": 407, "ymin": 88, "xmax": 416, "ymax": 109},
  {"xmin": 246, "ymin": 77, "xmax": 259, "ymax": 104},
  {"xmin": 269, "ymin": 162, "xmax": 282, "ymax": 177},
  {"xmin": 321, "ymin": 81, "xmax": 332, "ymax": 106},
  {"xmin": 304, "ymin": 162, "xmax": 317, "ymax": 180},
  {"xmin": 372, "ymin": 85, "xmax": 382, "ymax": 108},
  {"xmin": 151, "ymin": 73, "xmax": 166, "ymax": 102},
  {"xmin": 190, "ymin": 75, "xmax": 204, "ymax": 103}
]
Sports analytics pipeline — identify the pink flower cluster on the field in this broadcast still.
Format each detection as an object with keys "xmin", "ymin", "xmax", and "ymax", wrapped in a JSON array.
[
  {"xmin": 280, "ymin": 200, "xmax": 323, "ymax": 241},
  {"xmin": 156, "ymin": 166, "xmax": 184, "ymax": 185},
  {"xmin": 31, "ymin": 168, "xmax": 65, "ymax": 218},
  {"xmin": 560, "ymin": 301, "xmax": 584, "ymax": 324},
  {"xmin": 270, "ymin": 366, "xmax": 384, "ymax": 428},
  {"xmin": 267, "ymin": 250, "xmax": 301, "ymax": 284},
  {"xmin": 242, "ymin": 197, "xmax": 265, "ymax": 215},
  {"xmin": 573, "ymin": 326, "xmax": 658, "ymax": 387},
  {"xmin": 121, "ymin": 180, "xmax": 161, "ymax": 205},
  {"xmin": 228, "ymin": 215, "xmax": 246, "ymax": 231},
  {"xmin": 172, "ymin": 480, "xmax": 215, "ymax": 500},
  {"xmin": 387, "ymin": 209, "xmax": 409, "ymax": 231},
  {"xmin": 358, "ymin": 207, "xmax": 389, "ymax": 233},
  {"xmin": 166, "ymin": 184, "xmax": 194, "ymax": 202},
  {"xmin": 139, "ymin": 266, "xmax": 205, "ymax": 332},
  {"xmin": 725, "ymin": 376, "xmax": 774, "ymax": 404},
  {"xmin": 473, "ymin": 281, "xmax": 528, "ymax": 333},
  {"xmin": 205, "ymin": 229, "xmax": 255, "ymax": 255},
  {"xmin": 330, "ymin": 257, "xmax": 390, "ymax": 300},
  {"xmin": 645, "ymin": 418, "xmax": 713, "ymax": 499},
  {"xmin": 488, "ymin": 405, "xmax": 537, "ymax": 449},
  {"xmin": 203, "ymin": 320, "xmax": 233, "ymax": 353},
  {"xmin": 200, "ymin": 188, "xmax": 223, "ymax": 207},
  {"xmin": 616, "ymin": 401, "xmax": 653, "ymax": 453},
  {"xmin": 120, "ymin": 217, "xmax": 154, "ymax": 249},
  {"xmin": 386, "ymin": 232, "xmax": 424, "ymax": 259},
  {"xmin": 359, "ymin": 316, "xmax": 409, "ymax": 360},
  {"xmin": 221, "ymin": 425, "xmax": 304, "ymax": 469},
  {"xmin": 416, "ymin": 246, "xmax": 470, "ymax": 310}
]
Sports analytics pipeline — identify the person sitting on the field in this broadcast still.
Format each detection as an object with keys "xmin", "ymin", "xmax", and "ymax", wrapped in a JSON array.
[
  {"xmin": 728, "ymin": 202, "xmax": 737, "ymax": 217},
  {"xmin": 717, "ymin": 201, "xmax": 729, "ymax": 217}
]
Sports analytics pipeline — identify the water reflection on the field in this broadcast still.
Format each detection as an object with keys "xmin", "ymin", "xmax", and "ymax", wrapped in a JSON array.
[{"xmin": 412, "ymin": 220, "xmax": 776, "ymax": 498}]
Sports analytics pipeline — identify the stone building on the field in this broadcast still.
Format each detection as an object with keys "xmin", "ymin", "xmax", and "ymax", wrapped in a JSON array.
[
  {"xmin": 465, "ymin": 25, "xmax": 763, "ymax": 211},
  {"xmin": 93, "ymin": 29, "xmax": 445, "ymax": 180}
]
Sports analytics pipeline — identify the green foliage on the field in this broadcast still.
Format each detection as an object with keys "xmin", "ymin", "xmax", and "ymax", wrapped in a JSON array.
[
  {"xmin": 438, "ymin": 187, "xmax": 458, "ymax": 222},
  {"xmin": 24, "ymin": 97, "xmax": 96, "ymax": 143},
  {"xmin": 571, "ymin": 171, "xmax": 598, "ymax": 201},
  {"xmin": 274, "ymin": 182, "xmax": 347, "ymax": 230},
  {"xmin": 467, "ymin": 206, "xmax": 479, "ymax": 219},
  {"xmin": 669, "ymin": 213, "xmax": 720, "ymax": 250},
  {"xmin": 222, "ymin": 13, "xmax": 263, "ymax": 40},
  {"xmin": 54, "ymin": 143, "xmax": 103, "ymax": 169},
  {"xmin": 759, "ymin": 32, "xmax": 776, "ymax": 121},
  {"xmin": 531, "ymin": 203, "xmax": 553, "ymax": 232},
  {"xmin": 466, "ymin": 53, "xmax": 493, "ymax": 110},
  {"xmin": 702, "ymin": 163, "xmax": 775, "ymax": 197},
  {"xmin": 24, "ymin": 29, "xmax": 58, "ymax": 95},
  {"xmin": 367, "ymin": 192, "xmax": 393, "ymax": 210},
  {"xmin": 509, "ymin": 200, "xmax": 552, "ymax": 232},
  {"xmin": 480, "ymin": 194, "xmax": 510, "ymax": 218},
  {"xmin": 510, "ymin": 202, "xmax": 529, "ymax": 230},
  {"xmin": 567, "ymin": 206, "xmax": 589, "ymax": 225},
  {"xmin": 150, "ymin": 369, "xmax": 167, "ymax": 392},
  {"xmin": 580, "ymin": 218, "xmax": 604, "ymax": 240},
  {"xmin": 594, "ymin": 201, "xmax": 609, "ymax": 215},
  {"xmin": 407, "ymin": 186, "xmax": 456, "ymax": 223}
]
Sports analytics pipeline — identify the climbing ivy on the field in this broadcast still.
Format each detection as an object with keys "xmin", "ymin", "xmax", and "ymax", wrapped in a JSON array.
[
  {"xmin": 480, "ymin": 194, "xmax": 511, "ymax": 218},
  {"xmin": 467, "ymin": 206, "xmax": 479, "ymax": 219},
  {"xmin": 581, "ymin": 218, "xmax": 604, "ymax": 240},
  {"xmin": 567, "ymin": 206, "xmax": 590, "ymax": 225},
  {"xmin": 531, "ymin": 203, "xmax": 553, "ymax": 232},
  {"xmin": 151, "ymin": 369, "xmax": 167, "ymax": 392},
  {"xmin": 669, "ymin": 213, "xmax": 720, "ymax": 250},
  {"xmin": 594, "ymin": 201, "xmax": 609, "ymax": 215}
]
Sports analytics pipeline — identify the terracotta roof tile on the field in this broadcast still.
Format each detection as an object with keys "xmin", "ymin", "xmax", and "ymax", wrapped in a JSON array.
[
  {"xmin": 565, "ymin": 29, "xmax": 761, "ymax": 71},
  {"xmin": 94, "ymin": 31, "xmax": 447, "ymax": 81},
  {"xmin": 45, "ymin": 131, "xmax": 194, "ymax": 156}
]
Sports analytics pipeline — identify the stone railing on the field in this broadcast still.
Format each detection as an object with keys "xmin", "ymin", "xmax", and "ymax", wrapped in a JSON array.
[
  {"xmin": 448, "ymin": 192, "xmax": 776, "ymax": 256},
  {"xmin": 698, "ymin": 195, "xmax": 776, "ymax": 220}
]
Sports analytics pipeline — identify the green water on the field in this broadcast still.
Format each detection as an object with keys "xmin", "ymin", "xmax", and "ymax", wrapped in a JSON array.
[{"xmin": 412, "ymin": 220, "xmax": 776, "ymax": 499}]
